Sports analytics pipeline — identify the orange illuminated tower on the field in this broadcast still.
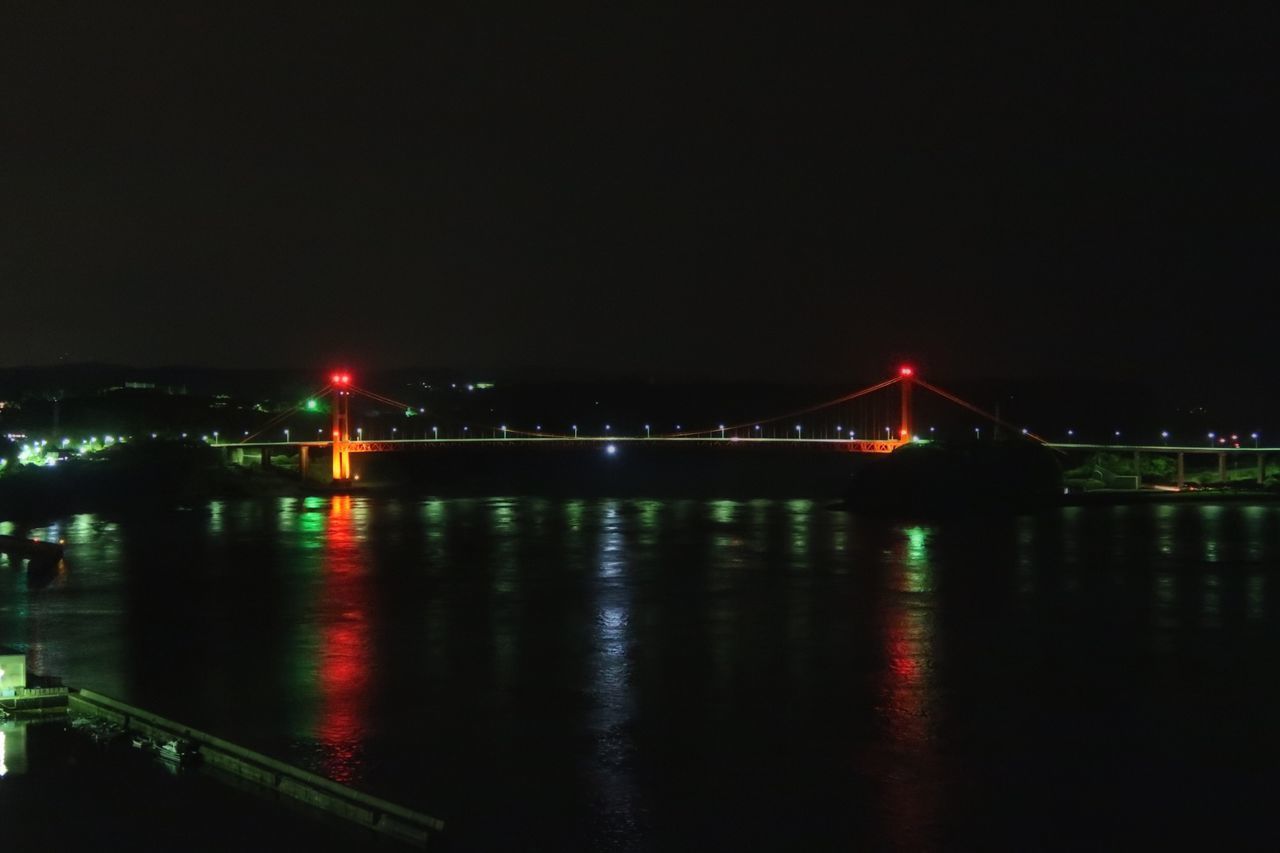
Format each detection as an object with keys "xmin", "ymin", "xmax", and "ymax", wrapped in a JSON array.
[
  {"xmin": 899, "ymin": 366, "xmax": 913, "ymax": 440},
  {"xmin": 331, "ymin": 372, "xmax": 352, "ymax": 481}
]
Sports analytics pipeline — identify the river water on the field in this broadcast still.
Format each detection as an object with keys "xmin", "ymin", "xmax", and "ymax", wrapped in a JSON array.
[{"xmin": 3, "ymin": 497, "xmax": 1280, "ymax": 850}]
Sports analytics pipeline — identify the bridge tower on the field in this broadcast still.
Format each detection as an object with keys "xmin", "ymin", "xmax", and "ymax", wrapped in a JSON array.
[
  {"xmin": 899, "ymin": 366, "xmax": 914, "ymax": 440},
  {"xmin": 331, "ymin": 373, "xmax": 352, "ymax": 482}
]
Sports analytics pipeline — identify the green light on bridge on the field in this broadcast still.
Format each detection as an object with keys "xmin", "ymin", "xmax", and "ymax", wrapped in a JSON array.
[{"xmin": 305, "ymin": 399, "xmax": 318, "ymax": 411}]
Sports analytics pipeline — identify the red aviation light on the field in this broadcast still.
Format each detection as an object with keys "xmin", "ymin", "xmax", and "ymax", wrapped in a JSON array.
[{"xmin": 899, "ymin": 366, "xmax": 914, "ymax": 377}]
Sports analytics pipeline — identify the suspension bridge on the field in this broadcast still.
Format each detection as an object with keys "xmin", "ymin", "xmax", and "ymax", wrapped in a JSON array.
[{"xmin": 213, "ymin": 367, "xmax": 1274, "ymax": 489}]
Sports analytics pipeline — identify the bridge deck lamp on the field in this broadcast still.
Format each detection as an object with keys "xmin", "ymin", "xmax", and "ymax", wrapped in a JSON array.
[
  {"xmin": 432, "ymin": 426, "xmax": 439, "ymax": 439},
  {"xmin": 644, "ymin": 424, "xmax": 650, "ymax": 438},
  {"xmin": 1253, "ymin": 432, "xmax": 1260, "ymax": 447},
  {"xmin": 719, "ymin": 424, "xmax": 726, "ymax": 438},
  {"xmin": 1208, "ymin": 432, "xmax": 1215, "ymax": 446},
  {"xmin": 796, "ymin": 425, "xmax": 803, "ymax": 438},
  {"xmin": 572, "ymin": 425, "xmax": 578, "ymax": 438},
  {"xmin": 501, "ymin": 425, "xmax": 507, "ymax": 438},
  {"xmin": 1161, "ymin": 431, "xmax": 1169, "ymax": 445}
]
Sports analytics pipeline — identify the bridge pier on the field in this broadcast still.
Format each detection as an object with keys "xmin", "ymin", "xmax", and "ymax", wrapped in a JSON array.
[
  {"xmin": 1176, "ymin": 452, "xmax": 1185, "ymax": 490},
  {"xmin": 1218, "ymin": 452, "xmax": 1228, "ymax": 484},
  {"xmin": 261, "ymin": 446, "xmax": 272, "ymax": 469},
  {"xmin": 1260, "ymin": 453, "xmax": 1267, "ymax": 485},
  {"xmin": 299, "ymin": 445, "xmax": 310, "ymax": 479},
  {"xmin": 1133, "ymin": 450, "xmax": 1142, "ymax": 488},
  {"xmin": 224, "ymin": 447, "xmax": 244, "ymax": 466}
]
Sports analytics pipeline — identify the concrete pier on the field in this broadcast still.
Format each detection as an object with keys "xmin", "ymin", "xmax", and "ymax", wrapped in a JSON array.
[{"xmin": 68, "ymin": 689, "xmax": 444, "ymax": 847}]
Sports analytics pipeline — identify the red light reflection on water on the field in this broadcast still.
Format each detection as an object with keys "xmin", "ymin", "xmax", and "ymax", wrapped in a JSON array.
[{"xmin": 319, "ymin": 495, "xmax": 371, "ymax": 783}]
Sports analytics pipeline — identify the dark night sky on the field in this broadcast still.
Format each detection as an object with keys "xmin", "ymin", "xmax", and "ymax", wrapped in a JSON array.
[{"xmin": 2, "ymin": 4, "xmax": 1276, "ymax": 393}]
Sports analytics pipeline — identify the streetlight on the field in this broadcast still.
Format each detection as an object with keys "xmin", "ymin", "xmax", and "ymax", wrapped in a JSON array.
[
  {"xmin": 283, "ymin": 429, "xmax": 289, "ymax": 442},
  {"xmin": 391, "ymin": 427, "xmax": 398, "ymax": 438},
  {"xmin": 356, "ymin": 427, "xmax": 362, "ymax": 440},
  {"xmin": 644, "ymin": 424, "xmax": 650, "ymax": 438},
  {"xmin": 604, "ymin": 424, "xmax": 611, "ymax": 434},
  {"xmin": 432, "ymin": 425, "xmax": 438, "ymax": 440},
  {"xmin": 501, "ymin": 425, "xmax": 508, "ymax": 439},
  {"xmin": 1208, "ymin": 432, "xmax": 1215, "ymax": 447},
  {"xmin": 974, "ymin": 427, "xmax": 981, "ymax": 440},
  {"xmin": 795, "ymin": 424, "xmax": 802, "ymax": 438},
  {"xmin": 719, "ymin": 424, "xmax": 726, "ymax": 438},
  {"xmin": 884, "ymin": 426, "xmax": 891, "ymax": 439},
  {"xmin": 1067, "ymin": 428, "xmax": 1074, "ymax": 439},
  {"xmin": 572, "ymin": 424, "xmax": 578, "ymax": 438},
  {"xmin": 1252, "ymin": 432, "xmax": 1260, "ymax": 448},
  {"xmin": 212, "ymin": 431, "xmax": 219, "ymax": 443},
  {"xmin": 1161, "ymin": 431, "xmax": 1169, "ymax": 445}
]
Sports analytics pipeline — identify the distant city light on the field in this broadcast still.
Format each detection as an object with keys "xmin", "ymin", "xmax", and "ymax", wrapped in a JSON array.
[{"xmin": 605, "ymin": 444, "xmax": 617, "ymax": 455}]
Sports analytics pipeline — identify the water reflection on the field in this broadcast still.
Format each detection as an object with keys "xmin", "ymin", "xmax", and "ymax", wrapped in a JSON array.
[
  {"xmin": 1, "ymin": 499, "xmax": 1279, "ymax": 849},
  {"xmin": 877, "ymin": 523, "xmax": 939, "ymax": 845},
  {"xmin": 317, "ymin": 495, "xmax": 371, "ymax": 783},
  {"xmin": 589, "ymin": 501, "xmax": 641, "ymax": 840}
]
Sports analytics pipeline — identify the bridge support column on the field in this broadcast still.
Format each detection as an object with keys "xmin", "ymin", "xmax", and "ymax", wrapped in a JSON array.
[
  {"xmin": 1133, "ymin": 450, "xmax": 1142, "ymax": 488},
  {"xmin": 1218, "ymin": 452, "xmax": 1228, "ymax": 484},
  {"xmin": 299, "ymin": 446, "xmax": 310, "ymax": 479},
  {"xmin": 1259, "ymin": 453, "xmax": 1266, "ymax": 485},
  {"xmin": 1176, "ymin": 452, "xmax": 1185, "ymax": 490},
  {"xmin": 225, "ymin": 447, "xmax": 245, "ymax": 466},
  {"xmin": 261, "ymin": 446, "xmax": 271, "ymax": 469}
]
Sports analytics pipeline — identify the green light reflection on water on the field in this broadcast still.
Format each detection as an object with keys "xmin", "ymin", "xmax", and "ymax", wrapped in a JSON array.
[
  {"xmin": 709, "ymin": 500, "xmax": 737, "ymax": 525},
  {"xmin": 900, "ymin": 524, "xmax": 933, "ymax": 594},
  {"xmin": 634, "ymin": 499, "xmax": 660, "ymax": 548},
  {"xmin": 786, "ymin": 499, "xmax": 812, "ymax": 569}
]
